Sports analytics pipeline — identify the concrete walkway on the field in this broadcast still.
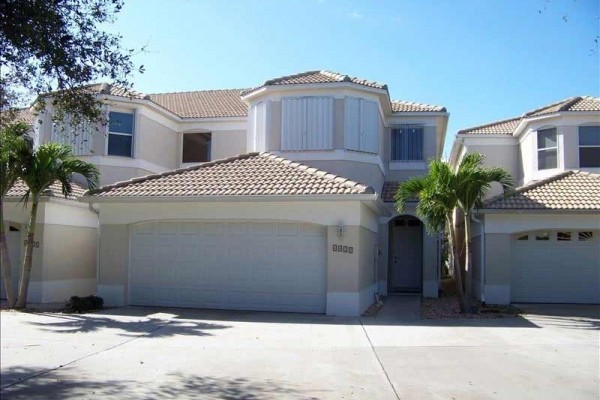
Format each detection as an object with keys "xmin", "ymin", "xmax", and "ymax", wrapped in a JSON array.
[
  {"xmin": 1, "ymin": 304, "xmax": 599, "ymax": 399},
  {"xmin": 372, "ymin": 295, "xmax": 421, "ymax": 321}
]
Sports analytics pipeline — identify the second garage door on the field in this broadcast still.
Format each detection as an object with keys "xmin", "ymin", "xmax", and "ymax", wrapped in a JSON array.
[
  {"xmin": 511, "ymin": 230, "xmax": 600, "ymax": 304},
  {"xmin": 129, "ymin": 221, "xmax": 327, "ymax": 313}
]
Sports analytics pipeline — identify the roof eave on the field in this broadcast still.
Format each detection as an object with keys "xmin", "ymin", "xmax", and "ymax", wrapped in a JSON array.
[
  {"xmin": 81, "ymin": 193, "xmax": 379, "ymax": 204},
  {"xmin": 480, "ymin": 208, "xmax": 600, "ymax": 214},
  {"xmin": 240, "ymin": 82, "xmax": 389, "ymax": 103}
]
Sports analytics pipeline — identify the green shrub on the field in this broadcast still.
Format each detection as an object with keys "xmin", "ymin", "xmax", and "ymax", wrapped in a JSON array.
[{"xmin": 66, "ymin": 295, "xmax": 104, "ymax": 313}]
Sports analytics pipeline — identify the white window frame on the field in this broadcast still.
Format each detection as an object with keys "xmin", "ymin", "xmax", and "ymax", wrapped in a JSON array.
[
  {"xmin": 106, "ymin": 109, "xmax": 135, "ymax": 158},
  {"xmin": 578, "ymin": 125, "xmax": 600, "ymax": 168},
  {"xmin": 536, "ymin": 127, "xmax": 558, "ymax": 171}
]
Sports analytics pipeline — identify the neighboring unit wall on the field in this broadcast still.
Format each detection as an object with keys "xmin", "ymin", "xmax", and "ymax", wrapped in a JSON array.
[
  {"xmin": 461, "ymin": 141, "xmax": 519, "ymax": 196},
  {"xmin": 42, "ymin": 225, "xmax": 97, "ymax": 302},
  {"xmin": 97, "ymin": 224, "xmax": 130, "ymax": 306},
  {"xmin": 134, "ymin": 112, "xmax": 178, "ymax": 170}
]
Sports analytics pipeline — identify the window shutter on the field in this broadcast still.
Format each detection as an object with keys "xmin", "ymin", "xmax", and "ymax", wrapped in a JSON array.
[
  {"xmin": 360, "ymin": 100, "xmax": 379, "ymax": 153},
  {"xmin": 345, "ymin": 97, "xmax": 361, "ymax": 151},
  {"xmin": 281, "ymin": 98, "xmax": 306, "ymax": 150},
  {"xmin": 305, "ymin": 97, "xmax": 333, "ymax": 150}
]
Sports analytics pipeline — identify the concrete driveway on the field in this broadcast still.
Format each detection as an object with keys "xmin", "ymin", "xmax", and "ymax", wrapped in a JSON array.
[{"xmin": 1, "ymin": 302, "xmax": 598, "ymax": 399}]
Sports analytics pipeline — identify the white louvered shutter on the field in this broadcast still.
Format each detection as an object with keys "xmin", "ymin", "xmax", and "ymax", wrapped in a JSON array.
[
  {"xmin": 344, "ymin": 97, "xmax": 361, "ymax": 151},
  {"xmin": 305, "ymin": 97, "xmax": 333, "ymax": 150},
  {"xmin": 360, "ymin": 100, "xmax": 379, "ymax": 153}
]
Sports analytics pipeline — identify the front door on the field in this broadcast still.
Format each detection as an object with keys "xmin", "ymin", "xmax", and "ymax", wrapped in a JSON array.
[{"xmin": 389, "ymin": 217, "xmax": 423, "ymax": 292}]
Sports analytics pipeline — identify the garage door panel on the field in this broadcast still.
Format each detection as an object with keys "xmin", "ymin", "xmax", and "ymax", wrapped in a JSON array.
[
  {"xmin": 130, "ymin": 221, "xmax": 327, "ymax": 313},
  {"xmin": 511, "ymin": 232, "xmax": 600, "ymax": 304}
]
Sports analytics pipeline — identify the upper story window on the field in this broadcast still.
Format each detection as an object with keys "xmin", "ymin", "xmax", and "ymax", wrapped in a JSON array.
[
  {"xmin": 281, "ymin": 97, "xmax": 333, "ymax": 151},
  {"xmin": 536, "ymin": 127, "xmax": 557, "ymax": 170},
  {"xmin": 182, "ymin": 132, "xmax": 211, "ymax": 163},
  {"xmin": 578, "ymin": 126, "xmax": 600, "ymax": 168},
  {"xmin": 391, "ymin": 125, "xmax": 424, "ymax": 161},
  {"xmin": 345, "ymin": 97, "xmax": 378, "ymax": 153},
  {"xmin": 108, "ymin": 111, "xmax": 134, "ymax": 157}
]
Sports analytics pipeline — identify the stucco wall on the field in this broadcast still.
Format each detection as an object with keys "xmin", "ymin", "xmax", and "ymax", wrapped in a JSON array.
[
  {"xmin": 97, "ymin": 224, "xmax": 130, "ymax": 306},
  {"xmin": 297, "ymin": 159, "xmax": 384, "ymax": 192},
  {"xmin": 211, "ymin": 130, "xmax": 247, "ymax": 160},
  {"xmin": 94, "ymin": 165, "xmax": 154, "ymax": 186},
  {"xmin": 464, "ymin": 143, "xmax": 520, "ymax": 197},
  {"xmin": 134, "ymin": 113, "xmax": 178, "ymax": 170},
  {"xmin": 41, "ymin": 224, "xmax": 97, "ymax": 302},
  {"xmin": 483, "ymin": 233, "xmax": 512, "ymax": 304}
]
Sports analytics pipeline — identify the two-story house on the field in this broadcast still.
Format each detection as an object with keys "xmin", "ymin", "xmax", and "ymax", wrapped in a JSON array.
[
  {"xmin": 449, "ymin": 96, "xmax": 600, "ymax": 306},
  {"xmin": 3, "ymin": 70, "xmax": 449, "ymax": 316}
]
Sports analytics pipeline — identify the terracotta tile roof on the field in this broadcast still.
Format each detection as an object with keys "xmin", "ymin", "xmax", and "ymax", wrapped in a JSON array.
[
  {"xmin": 484, "ymin": 170, "xmax": 600, "ymax": 210},
  {"xmin": 0, "ymin": 108, "xmax": 36, "ymax": 126},
  {"xmin": 6, "ymin": 180, "xmax": 88, "ymax": 200},
  {"xmin": 458, "ymin": 117, "xmax": 521, "ymax": 135},
  {"xmin": 89, "ymin": 152, "xmax": 374, "ymax": 198},
  {"xmin": 148, "ymin": 89, "xmax": 248, "ymax": 118},
  {"xmin": 86, "ymin": 83, "xmax": 148, "ymax": 100},
  {"xmin": 458, "ymin": 96, "xmax": 599, "ymax": 136},
  {"xmin": 241, "ymin": 70, "xmax": 387, "ymax": 96},
  {"xmin": 391, "ymin": 100, "xmax": 446, "ymax": 113}
]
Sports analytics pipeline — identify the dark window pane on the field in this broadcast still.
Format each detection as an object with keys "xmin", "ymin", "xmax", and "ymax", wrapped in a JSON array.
[
  {"xmin": 557, "ymin": 232, "xmax": 571, "ymax": 241},
  {"xmin": 579, "ymin": 147, "xmax": 600, "ymax": 167},
  {"xmin": 535, "ymin": 232, "xmax": 550, "ymax": 241},
  {"xmin": 182, "ymin": 132, "xmax": 211, "ymax": 163},
  {"xmin": 391, "ymin": 126, "xmax": 423, "ymax": 161},
  {"xmin": 579, "ymin": 126, "xmax": 600, "ymax": 145},
  {"xmin": 108, "ymin": 134, "xmax": 132, "ymax": 157},
  {"xmin": 537, "ymin": 128, "xmax": 557, "ymax": 149},
  {"xmin": 538, "ymin": 149, "xmax": 557, "ymax": 169},
  {"xmin": 109, "ymin": 112, "xmax": 134, "ymax": 134},
  {"xmin": 578, "ymin": 231, "xmax": 593, "ymax": 241}
]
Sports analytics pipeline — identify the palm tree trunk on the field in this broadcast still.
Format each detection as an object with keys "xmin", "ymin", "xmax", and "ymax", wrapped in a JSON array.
[
  {"xmin": 463, "ymin": 212, "xmax": 472, "ymax": 298},
  {"xmin": 447, "ymin": 217, "xmax": 472, "ymax": 313},
  {"xmin": 15, "ymin": 196, "xmax": 39, "ymax": 309},
  {"xmin": 0, "ymin": 197, "xmax": 17, "ymax": 307}
]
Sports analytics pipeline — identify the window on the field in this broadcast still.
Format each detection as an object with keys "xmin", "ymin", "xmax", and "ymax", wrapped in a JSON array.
[
  {"xmin": 578, "ymin": 231, "xmax": 594, "ymax": 241},
  {"xmin": 107, "ymin": 111, "xmax": 134, "ymax": 157},
  {"xmin": 344, "ymin": 97, "xmax": 379, "ymax": 153},
  {"xmin": 535, "ymin": 232, "xmax": 550, "ymax": 241},
  {"xmin": 182, "ymin": 132, "xmax": 211, "ymax": 163},
  {"xmin": 557, "ymin": 232, "xmax": 571, "ymax": 241},
  {"xmin": 391, "ymin": 125, "xmax": 424, "ymax": 161},
  {"xmin": 537, "ymin": 128, "xmax": 558, "ymax": 170},
  {"xmin": 281, "ymin": 97, "xmax": 333, "ymax": 151},
  {"xmin": 516, "ymin": 234, "xmax": 529, "ymax": 241},
  {"xmin": 579, "ymin": 126, "xmax": 600, "ymax": 168}
]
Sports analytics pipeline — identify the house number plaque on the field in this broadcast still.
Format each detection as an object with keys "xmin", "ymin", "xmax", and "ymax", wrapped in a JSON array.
[{"xmin": 332, "ymin": 245, "xmax": 353, "ymax": 254}]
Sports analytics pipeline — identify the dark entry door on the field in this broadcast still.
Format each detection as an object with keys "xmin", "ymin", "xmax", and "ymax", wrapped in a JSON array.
[{"xmin": 389, "ymin": 217, "xmax": 423, "ymax": 292}]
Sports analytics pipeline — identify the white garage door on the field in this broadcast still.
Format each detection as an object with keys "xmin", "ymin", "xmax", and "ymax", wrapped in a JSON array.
[
  {"xmin": 129, "ymin": 221, "xmax": 327, "ymax": 313},
  {"xmin": 511, "ymin": 230, "xmax": 600, "ymax": 304}
]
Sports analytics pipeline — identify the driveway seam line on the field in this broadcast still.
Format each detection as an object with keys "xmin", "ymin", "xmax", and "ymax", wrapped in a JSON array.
[
  {"xmin": 0, "ymin": 319, "xmax": 173, "ymax": 391},
  {"xmin": 360, "ymin": 320, "xmax": 402, "ymax": 400}
]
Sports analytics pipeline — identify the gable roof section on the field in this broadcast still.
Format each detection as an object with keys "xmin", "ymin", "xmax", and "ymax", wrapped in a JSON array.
[
  {"xmin": 241, "ymin": 70, "xmax": 388, "ymax": 96},
  {"xmin": 147, "ymin": 89, "xmax": 248, "ymax": 118},
  {"xmin": 89, "ymin": 152, "xmax": 374, "ymax": 198},
  {"xmin": 391, "ymin": 100, "xmax": 446, "ymax": 113},
  {"xmin": 459, "ymin": 96, "xmax": 600, "ymax": 136},
  {"xmin": 484, "ymin": 170, "xmax": 600, "ymax": 211},
  {"xmin": 6, "ymin": 180, "xmax": 87, "ymax": 201}
]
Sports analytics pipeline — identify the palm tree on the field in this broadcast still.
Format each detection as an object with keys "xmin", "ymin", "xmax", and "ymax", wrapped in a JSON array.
[
  {"xmin": 0, "ymin": 122, "xmax": 33, "ymax": 307},
  {"xmin": 455, "ymin": 153, "xmax": 513, "ymax": 297},
  {"xmin": 15, "ymin": 142, "xmax": 99, "ymax": 308},
  {"xmin": 395, "ymin": 159, "xmax": 472, "ymax": 313}
]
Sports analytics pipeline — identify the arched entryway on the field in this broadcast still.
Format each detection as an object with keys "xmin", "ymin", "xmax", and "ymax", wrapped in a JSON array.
[{"xmin": 388, "ymin": 215, "xmax": 423, "ymax": 293}]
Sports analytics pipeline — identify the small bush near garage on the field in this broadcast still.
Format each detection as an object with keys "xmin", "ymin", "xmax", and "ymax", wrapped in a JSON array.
[{"xmin": 65, "ymin": 295, "xmax": 104, "ymax": 313}]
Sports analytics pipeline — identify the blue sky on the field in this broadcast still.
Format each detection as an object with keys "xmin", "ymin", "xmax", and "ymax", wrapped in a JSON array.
[{"xmin": 109, "ymin": 0, "xmax": 599, "ymax": 157}]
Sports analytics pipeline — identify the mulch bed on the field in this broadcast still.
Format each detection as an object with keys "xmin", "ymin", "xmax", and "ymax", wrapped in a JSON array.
[{"xmin": 421, "ymin": 295, "xmax": 521, "ymax": 319}]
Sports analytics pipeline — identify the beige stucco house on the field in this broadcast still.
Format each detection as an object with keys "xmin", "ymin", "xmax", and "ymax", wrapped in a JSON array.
[
  {"xmin": 449, "ymin": 96, "xmax": 600, "ymax": 305},
  {"xmin": 2, "ymin": 70, "xmax": 450, "ymax": 315}
]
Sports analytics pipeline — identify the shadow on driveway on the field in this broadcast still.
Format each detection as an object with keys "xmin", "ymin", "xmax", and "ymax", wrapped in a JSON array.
[{"xmin": 1, "ymin": 366, "xmax": 318, "ymax": 400}]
